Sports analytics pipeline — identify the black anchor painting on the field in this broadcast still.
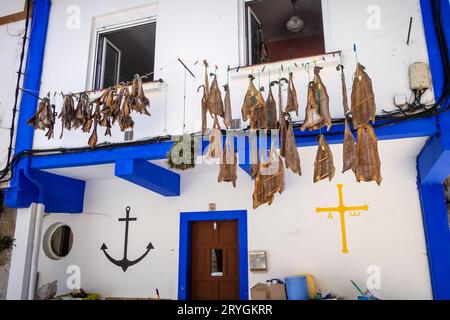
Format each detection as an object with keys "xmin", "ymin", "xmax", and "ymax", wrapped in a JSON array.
[{"xmin": 101, "ymin": 206, "xmax": 154, "ymax": 272}]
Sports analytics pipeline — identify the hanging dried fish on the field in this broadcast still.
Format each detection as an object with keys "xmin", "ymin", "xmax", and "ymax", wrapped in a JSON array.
[
  {"xmin": 207, "ymin": 75, "xmax": 224, "ymax": 118},
  {"xmin": 300, "ymin": 81, "xmax": 324, "ymax": 131},
  {"xmin": 205, "ymin": 116, "xmax": 223, "ymax": 159},
  {"xmin": 313, "ymin": 66, "xmax": 332, "ymax": 131},
  {"xmin": 223, "ymin": 84, "xmax": 232, "ymax": 129},
  {"xmin": 27, "ymin": 93, "xmax": 55, "ymax": 139},
  {"xmin": 218, "ymin": 134, "xmax": 237, "ymax": 187},
  {"xmin": 198, "ymin": 84, "xmax": 208, "ymax": 133},
  {"xmin": 285, "ymin": 72, "xmax": 299, "ymax": 116},
  {"xmin": 284, "ymin": 116, "xmax": 301, "ymax": 176},
  {"xmin": 88, "ymin": 103, "xmax": 101, "ymax": 147},
  {"xmin": 118, "ymin": 86, "xmax": 134, "ymax": 132},
  {"xmin": 242, "ymin": 75, "xmax": 259, "ymax": 122},
  {"xmin": 82, "ymin": 100, "xmax": 94, "ymax": 133},
  {"xmin": 59, "ymin": 93, "xmax": 75, "ymax": 139},
  {"xmin": 73, "ymin": 93, "xmax": 90, "ymax": 130},
  {"xmin": 354, "ymin": 124, "xmax": 382, "ymax": 185},
  {"xmin": 351, "ymin": 64, "xmax": 376, "ymax": 128},
  {"xmin": 277, "ymin": 78, "xmax": 288, "ymax": 157},
  {"xmin": 337, "ymin": 64, "xmax": 357, "ymax": 174},
  {"xmin": 130, "ymin": 74, "xmax": 151, "ymax": 116},
  {"xmin": 342, "ymin": 121, "xmax": 357, "ymax": 173},
  {"xmin": 252, "ymin": 144, "xmax": 285, "ymax": 209},
  {"xmin": 250, "ymin": 88, "xmax": 267, "ymax": 130},
  {"xmin": 249, "ymin": 130, "xmax": 260, "ymax": 178},
  {"xmin": 314, "ymin": 135, "xmax": 335, "ymax": 183},
  {"xmin": 266, "ymin": 82, "xmax": 278, "ymax": 130}
]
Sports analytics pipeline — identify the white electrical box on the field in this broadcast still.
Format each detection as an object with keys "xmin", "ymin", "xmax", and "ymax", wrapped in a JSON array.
[{"xmin": 410, "ymin": 62, "xmax": 431, "ymax": 90}]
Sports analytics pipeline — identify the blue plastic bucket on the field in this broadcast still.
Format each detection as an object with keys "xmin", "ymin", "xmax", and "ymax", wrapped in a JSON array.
[{"xmin": 285, "ymin": 276, "xmax": 309, "ymax": 300}]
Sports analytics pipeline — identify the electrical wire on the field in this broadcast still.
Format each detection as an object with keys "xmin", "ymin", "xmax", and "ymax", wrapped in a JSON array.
[{"xmin": 0, "ymin": 0, "xmax": 32, "ymax": 181}]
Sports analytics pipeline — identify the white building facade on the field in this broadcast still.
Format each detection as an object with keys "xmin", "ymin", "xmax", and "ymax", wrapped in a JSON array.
[{"xmin": 1, "ymin": 0, "xmax": 450, "ymax": 300}]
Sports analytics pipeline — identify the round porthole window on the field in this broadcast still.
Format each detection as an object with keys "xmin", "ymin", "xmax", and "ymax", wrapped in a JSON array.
[{"xmin": 43, "ymin": 223, "xmax": 73, "ymax": 260}]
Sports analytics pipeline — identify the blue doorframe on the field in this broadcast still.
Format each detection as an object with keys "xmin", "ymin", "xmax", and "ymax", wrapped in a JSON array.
[{"xmin": 178, "ymin": 210, "xmax": 249, "ymax": 300}]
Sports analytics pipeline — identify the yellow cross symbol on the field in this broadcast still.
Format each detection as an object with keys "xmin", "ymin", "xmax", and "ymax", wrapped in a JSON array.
[{"xmin": 316, "ymin": 184, "xmax": 369, "ymax": 254}]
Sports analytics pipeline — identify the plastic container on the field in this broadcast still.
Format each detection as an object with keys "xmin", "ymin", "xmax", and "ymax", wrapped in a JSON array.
[{"xmin": 285, "ymin": 276, "xmax": 309, "ymax": 300}]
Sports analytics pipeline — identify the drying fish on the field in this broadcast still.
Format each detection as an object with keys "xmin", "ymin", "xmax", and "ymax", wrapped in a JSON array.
[
  {"xmin": 277, "ymin": 78, "xmax": 288, "ymax": 157},
  {"xmin": 130, "ymin": 74, "xmax": 151, "ymax": 116},
  {"xmin": 82, "ymin": 102, "xmax": 94, "ymax": 133},
  {"xmin": 354, "ymin": 124, "xmax": 382, "ymax": 185},
  {"xmin": 336, "ymin": 64, "xmax": 351, "ymax": 118},
  {"xmin": 351, "ymin": 64, "xmax": 376, "ymax": 128},
  {"xmin": 199, "ymin": 61, "xmax": 210, "ymax": 134},
  {"xmin": 250, "ymin": 88, "xmax": 267, "ymax": 130},
  {"xmin": 198, "ymin": 84, "xmax": 209, "ymax": 133},
  {"xmin": 27, "ymin": 93, "xmax": 55, "ymax": 139},
  {"xmin": 285, "ymin": 72, "xmax": 299, "ymax": 116},
  {"xmin": 266, "ymin": 82, "xmax": 278, "ymax": 130},
  {"xmin": 59, "ymin": 93, "xmax": 75, "ymax": 139},
  {"xmin": 342, "ymin": 121, "xmax": 357, "ymax": 173},
  {"xmin": 301, "ymin": 81, "xmax": 324, "ymax": 131},
  {"xmin": 252, "ymin": 144, "xmax": 285, "ymax": 209},
  {"xmin": 218, "ymin": 134, "xmax": 237, "ymax": 187},
  {"xmin": 73, "ymin": 93, "xmax": 90, "ymax": 130},
  {"xmin": 242, "ymin": 75, "xmax": 259, "ymax": 122},
  {"xmin": 337, "ymin": 64, "xmax": 356, "ymax": 173},
  {"xmin": 313, "ymin": 66, "xmax": 332, "ymax": 131},
  {"xmin": 249, "ymin": 130, "xmax": 260, "ymax": 178},
  {"xmin": 205, "ymin": 116, "xmax": 223, "ymax": 159},
  {"xmin": 223, "ymin": 84, "xmax": 233, "ymax": 129},
  {"xmin": 117, "ymin": 86, "xmax": 134, "ymax": 132},
  {"xmin": 284, "ymin": 115, "xmax": 302, "ymax": 176},
  {"xmin": 207, "ymin": 75, "xmax": 224, "ymax": 118},
  {"xmin": 314, "ymin": 135, "xmax": 335, "ymax": 183},
  {"xmin": 88, "ymin": 103, "xmax": 101, "ymax": 147}
]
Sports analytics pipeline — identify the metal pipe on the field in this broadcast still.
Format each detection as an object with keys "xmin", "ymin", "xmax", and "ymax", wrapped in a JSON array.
[
  {"xmin": 14, "ymin": 0, "xmax": 51, "ymax": 154},
  {"xmin": 23, "ymin": 158, "xmax": 45, "ymax": 300}
]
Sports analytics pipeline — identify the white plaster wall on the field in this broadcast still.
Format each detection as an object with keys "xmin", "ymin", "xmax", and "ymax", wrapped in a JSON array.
[
  {"xmin": 0, "ymin": 20, "xmax": 27, "ymax": 169},
  {"xmin": 37, "ymin": 137, "xmax": 433, "ymax": 300},
  {"xmin": 33, "ymin": 0, "xmax": 433, "ymax": 149},
  {"xmin": 0, "ymin": 1, "xmax": 25, "ymax": 17}
]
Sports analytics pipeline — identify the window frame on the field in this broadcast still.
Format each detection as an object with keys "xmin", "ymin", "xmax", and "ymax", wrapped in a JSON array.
[
  {"xmin": 238, "ymin": 0, "xmax": 332, "ymax": 66},
  {"xmin": 86, "ymin": 4, "xmax": 159, "ymax": 91},
  {"xmin": 97, "ymin": 37, "xmax": 122, "ymax": 90}
]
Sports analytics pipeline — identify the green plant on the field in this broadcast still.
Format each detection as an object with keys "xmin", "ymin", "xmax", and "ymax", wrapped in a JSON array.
[{"xmin": 0, "ymin": 235, "xmax": 15, "ymax": 254}]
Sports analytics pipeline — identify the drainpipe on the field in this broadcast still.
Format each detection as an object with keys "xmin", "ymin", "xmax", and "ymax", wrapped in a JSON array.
[
  {"xmin": 14, "ymin": 0, "xmax": 51, "ymax": 154},
  {"xmin": 23, "ymin": 158, "xmax": 45, "ymax": 300},
  {"xmin": 9, "ymin": 0, "xmax": 50, "ymax": 300}
]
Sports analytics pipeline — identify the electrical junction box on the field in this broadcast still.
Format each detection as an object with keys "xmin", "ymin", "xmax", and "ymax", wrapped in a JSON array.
[{"xmin": 410, "ymin": 62, "xmax": 431, "ymax": 90}]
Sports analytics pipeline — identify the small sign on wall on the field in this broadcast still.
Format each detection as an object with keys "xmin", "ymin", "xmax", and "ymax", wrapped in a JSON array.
[{"xmin": 249, "ymin": 251, "xmax": 267, "ymax": 272}]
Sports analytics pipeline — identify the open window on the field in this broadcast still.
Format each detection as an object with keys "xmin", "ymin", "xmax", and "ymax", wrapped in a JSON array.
[
  {"xmin": 245, "ymin": 0, "xmax": 325, "ymax": 65},
  {"xmin": 94, "ymin": 20, "xmax": 156, "ymax": 90}
]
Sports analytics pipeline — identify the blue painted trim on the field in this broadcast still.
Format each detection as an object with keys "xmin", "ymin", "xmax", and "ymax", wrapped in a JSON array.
[
  {"xmin": 417, "ymin": 134, "xmax": 450, "ymax": 184},
  {"xmin": 178, "ymin": 210, "xmax": 249, "ymax": 300},
  {"xmin": 30, "ymin": 142, "xmax": 174, "ymax": 170},
  {"xmin": 420, "ymin": 0, "xmax": 449, "ymax": 104},
  {"xmin": 417, "ymin": 0, "xmax": 450, "ymax": 300},
  {"xmin": 115, "ymin": 159, "xmax": 180, "ymax": 197},
  {"xmin": 15, "ymin": 0, "xmax": 51, "ymax": 154},
  {"xmin": 4, "ymin": 159, "xmax": 86, "ymax": 213},
  {"xmin": 417, "ymin": 183, "xmax": 450, "ymax": 299}
]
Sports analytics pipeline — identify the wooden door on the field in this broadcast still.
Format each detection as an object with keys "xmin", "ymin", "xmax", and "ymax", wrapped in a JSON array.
[{"xmin": 190, "ymin": 220, "xmax": 239, "ymax": 300}]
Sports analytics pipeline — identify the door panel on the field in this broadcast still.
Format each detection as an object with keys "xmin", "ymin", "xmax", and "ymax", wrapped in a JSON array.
[{"xmin": 190, "ymin": 220, "xmax": 239, "ymax": 300}]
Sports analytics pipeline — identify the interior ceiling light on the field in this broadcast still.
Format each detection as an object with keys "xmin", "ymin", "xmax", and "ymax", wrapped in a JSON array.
[{"xmin": 286, "ymin": 0, "xmax": 304, "ymax": 33}]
